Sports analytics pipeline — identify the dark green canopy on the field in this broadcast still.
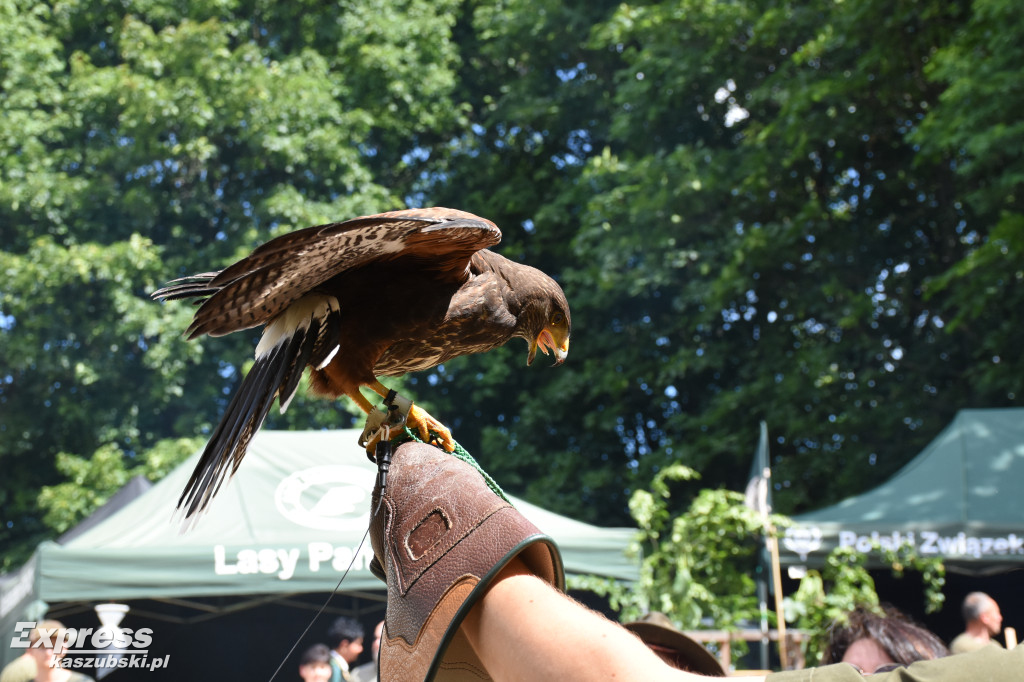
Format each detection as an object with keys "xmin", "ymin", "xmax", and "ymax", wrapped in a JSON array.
[{"xmin": 779, "ymin": 408, "xmax": 1024, "ymax": 575}]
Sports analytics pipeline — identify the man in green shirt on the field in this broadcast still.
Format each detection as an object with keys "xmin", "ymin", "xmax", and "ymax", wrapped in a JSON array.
[{"xmin": 949, "ymin": 592, "xmax": 1005, "ymax": 655}]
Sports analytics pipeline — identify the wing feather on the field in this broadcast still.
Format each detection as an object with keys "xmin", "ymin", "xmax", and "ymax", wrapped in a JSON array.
[
  {"xmin": 151, "ymin": 272, "xmax": 222, "ymax": 303},
  {"xmin": 164, "ymin": 208, "xmax": 500, "ymax": 339}
]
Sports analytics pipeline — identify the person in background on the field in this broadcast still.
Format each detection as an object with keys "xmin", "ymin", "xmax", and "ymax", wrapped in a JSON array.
[
  {"xmin": 0, "ymin": 621, "xmax": 66, "ymax": 682},
  {"xmin": 23, "ymin": 624, "xmax": 93, "ymax": 682},
  {"xmin": 297, "ymin": 644, "xmax": 332, "ymax": 682},
  {"xmin": 351, "ymin": 620, "xmax": 383, "ymax": 682},
  {"xmin": 325, "ymin": 617, "xmax": 364, "ymax": 682},
  {"xmin": 822, "ymin": 606, "xmax": 948, "ymax": 673},
  {"xmin": 949, "ymin": 592, "xmax": 1004, "ymax": 654}
]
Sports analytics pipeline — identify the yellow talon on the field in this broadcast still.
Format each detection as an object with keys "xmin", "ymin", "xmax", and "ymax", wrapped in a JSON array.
[{"xmin": 409, "ymin": 404, "xmax": 455, "ymax": 452}]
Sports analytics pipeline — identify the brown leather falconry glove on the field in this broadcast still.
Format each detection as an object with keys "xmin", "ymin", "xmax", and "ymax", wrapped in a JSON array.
[{"xmin": 368, "ymin": 441, "xmax": 564, "ymax": 681}]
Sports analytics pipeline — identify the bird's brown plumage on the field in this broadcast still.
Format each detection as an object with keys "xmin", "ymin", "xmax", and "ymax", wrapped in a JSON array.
[{"xmin": 153, "ymin": 207, "xmax": 571, "ymax": 518}]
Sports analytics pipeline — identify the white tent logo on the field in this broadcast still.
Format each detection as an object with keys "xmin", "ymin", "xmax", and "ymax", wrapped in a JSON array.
[
  {"xmin": 783, "ymin": 526, "xmax": 823, "ymax": 561},
  {"xmin": 274, "ymin": 465, "xmax": 372, "ymax": 531}
]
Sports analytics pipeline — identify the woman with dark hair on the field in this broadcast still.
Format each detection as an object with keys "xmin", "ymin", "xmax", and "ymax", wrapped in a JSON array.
[{"xmin": 823, "ymin": 606, "xmax": 949, "ymax": 673}]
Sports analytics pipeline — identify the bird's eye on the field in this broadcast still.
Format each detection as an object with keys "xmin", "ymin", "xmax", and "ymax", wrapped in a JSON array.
[{"xmin": 551, "ymin": 312, "xmax": 565, "ymax": 326}]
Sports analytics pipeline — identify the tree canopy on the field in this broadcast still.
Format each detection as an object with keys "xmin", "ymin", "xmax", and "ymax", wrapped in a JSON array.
[{"xmin": 2, "ymin": 0, "xmax": 1021, "ymax": 570}]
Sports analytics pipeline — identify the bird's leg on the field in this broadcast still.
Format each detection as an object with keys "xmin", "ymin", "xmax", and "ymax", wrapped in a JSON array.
[
  {"xmin": 346, "ymin": 387, "xmax": 377, "ymax": 415},
  {"xmin": 350, "ymin": 388, "xmax": 396, "ymax": 455},
  {"xmin": 368, "ymin": 380, "xmax": 455, "ymax": 452}
]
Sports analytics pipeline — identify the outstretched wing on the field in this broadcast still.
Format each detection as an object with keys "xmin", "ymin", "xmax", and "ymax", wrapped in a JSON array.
[{"xmin": 152, "ymin": 207, "xmax": 501, "ymax": 338}]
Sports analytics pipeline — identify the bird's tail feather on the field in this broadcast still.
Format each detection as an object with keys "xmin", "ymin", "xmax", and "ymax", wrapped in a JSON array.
[
  {"xmin": 177, "ymin": 295, "xmax": 342, "ymax": 521},
  {"xmin": 177, "ymin": 337, "xmax": 296, "ymax": 519}
]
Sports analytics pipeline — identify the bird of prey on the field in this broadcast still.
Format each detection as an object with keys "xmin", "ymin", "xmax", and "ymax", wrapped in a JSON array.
[{"xmin": 154, "ymin": 207, "xmax": 571, "ymax": 518}]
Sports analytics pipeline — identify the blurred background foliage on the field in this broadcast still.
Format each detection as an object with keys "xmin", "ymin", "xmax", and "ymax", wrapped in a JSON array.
[{"xmin": 2, "ymin": 0, "xmax": 1022, "ymax": 572}]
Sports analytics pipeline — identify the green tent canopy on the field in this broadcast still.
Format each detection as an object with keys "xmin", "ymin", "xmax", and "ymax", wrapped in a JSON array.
[
  {"xmin": 779, "ymin": 408, "xmax": 1024, "ymax": 575},
  {"xmin": 41, "ymin": 429, "xmax": 638, "ymax": 597},
  {"xmin": 1, "ymin": 430, "xmax": 637, "ymax": 670}
]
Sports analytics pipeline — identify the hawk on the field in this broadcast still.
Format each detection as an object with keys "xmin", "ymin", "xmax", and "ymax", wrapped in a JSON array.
[{"xmin": 154, "ymin": 207, "xmax": 571, "ymax": 518}]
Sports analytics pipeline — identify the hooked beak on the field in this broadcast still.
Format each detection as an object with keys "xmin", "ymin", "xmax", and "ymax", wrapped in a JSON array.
[{"xmin": 528, "ymin": 329, "xmax": 570, "ymax": 367}]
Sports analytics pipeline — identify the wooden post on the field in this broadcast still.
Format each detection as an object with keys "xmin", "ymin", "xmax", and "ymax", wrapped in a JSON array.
[{"xmin": 767, "ymin": 530, "xmax": 789, "ymax": 669}]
